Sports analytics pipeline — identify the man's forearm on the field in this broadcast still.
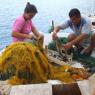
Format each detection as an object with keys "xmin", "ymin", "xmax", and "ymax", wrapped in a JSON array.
[
  {"xmin": 70, "ymin": 33, "xmax": 87, "ymax": 45},
  {"xmin": 53, "ymin": 26, "xmax": 61, "ymax": 33}
]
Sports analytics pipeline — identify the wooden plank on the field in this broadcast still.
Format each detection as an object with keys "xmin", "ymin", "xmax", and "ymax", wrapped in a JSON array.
[
  {"xmin": 89, "ymin": 74, "xmax": 95, "ymax": 95},
  {"xmin": 52, "ymin": 83, "xmax": 82, "ymax": 95},
  {"xmin": 9, "ymin": 83, "xmax": 52, "ymax": 95},
  {"xmin": 77, "ymin": 80, "xmax": 90, "ymax": 95}
]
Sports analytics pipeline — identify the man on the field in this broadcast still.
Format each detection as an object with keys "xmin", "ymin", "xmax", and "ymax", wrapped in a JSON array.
[
  {"xmin": 52, "ymin": 8, "xmax": 95, "ymax": 55},
  {"xmin": 12, "ymin": 2, "xmax": 44, "ymax": 45}
]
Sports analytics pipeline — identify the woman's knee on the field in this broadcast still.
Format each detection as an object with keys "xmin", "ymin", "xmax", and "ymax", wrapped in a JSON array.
[{"xmin": 41, "ymin": 33, "xmax": 44, "ymax": 40}]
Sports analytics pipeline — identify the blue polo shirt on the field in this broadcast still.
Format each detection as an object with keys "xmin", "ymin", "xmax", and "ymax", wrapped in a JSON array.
[{"xmin": 59, "ymin": 16, "xmax": 92, "ymax": 47}]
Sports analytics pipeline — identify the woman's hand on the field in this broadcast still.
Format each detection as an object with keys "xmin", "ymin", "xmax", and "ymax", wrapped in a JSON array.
[{"xmin": 27, "ymin": 34, "xmax": 34, "ymax": 39}]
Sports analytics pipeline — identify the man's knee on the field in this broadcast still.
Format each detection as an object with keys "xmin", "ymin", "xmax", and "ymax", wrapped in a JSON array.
[
  {"xmin": 68, "ymin": 34, "xmax": 76, "ymax": 42},
  {"xmin": 91, "ymin": 33, "xmax": 95, "ymax": 41},
  {"xmin": 90, "ymin": 33, "xmax": 95, "ymax": 46}
]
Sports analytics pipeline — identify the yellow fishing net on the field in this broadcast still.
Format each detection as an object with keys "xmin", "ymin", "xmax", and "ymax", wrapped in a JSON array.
[{"xmin": 0, "ymin": 42, "xmax": 89, "ymax": 85}]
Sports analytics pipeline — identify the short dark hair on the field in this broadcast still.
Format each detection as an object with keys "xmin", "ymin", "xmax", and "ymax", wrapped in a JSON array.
[
  {"xmin": 69, "ymin": 8, "xmax": 81, "ymax": 18},
  {"xmin": 24, "ymin": 2, "xmax": 38, "ymax": 13}
]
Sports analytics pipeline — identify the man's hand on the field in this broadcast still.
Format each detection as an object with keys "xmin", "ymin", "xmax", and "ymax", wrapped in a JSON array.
[
  {"xmin": 52, "ymin": 32, "xmax": 58, "ymax": 40},
  {"xmin": 63, "ymin": 42, "xmax": 72, "ymax": 50}
]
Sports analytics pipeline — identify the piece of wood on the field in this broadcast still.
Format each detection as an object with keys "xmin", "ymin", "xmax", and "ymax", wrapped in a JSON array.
[
  {"xmin": 52, "ymin": 83, "xmax": 82, "ymax": 95},
  {"xmin": 89, "ymin": 74, "xmax": 95, "ymax": 95},
  {"xmin": 77, "ymin": 80, "xmax": 90, "ymax": 95},
  {"xmin": 9, "ymin": 83, "xmax": 52, "ymax": 95}
]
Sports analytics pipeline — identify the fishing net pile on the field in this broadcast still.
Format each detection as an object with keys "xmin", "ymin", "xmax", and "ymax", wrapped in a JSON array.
[
  {"xmin": 0, "ymin": 42, "xmax": 89, "ymax": 85},
  {"xmin": 48, "ymin": 37, "xmax": 95, "ymax": 69}
]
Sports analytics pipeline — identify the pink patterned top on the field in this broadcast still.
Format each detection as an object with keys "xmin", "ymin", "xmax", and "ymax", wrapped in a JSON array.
[{"xmin": 12, "ymin": 15, "xmax": 33, "ymax": 42}]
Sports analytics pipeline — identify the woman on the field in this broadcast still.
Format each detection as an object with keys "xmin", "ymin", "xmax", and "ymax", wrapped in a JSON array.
[{"xmin": 12, "ymin": 2, "xmax": 44, "ymax": 45}]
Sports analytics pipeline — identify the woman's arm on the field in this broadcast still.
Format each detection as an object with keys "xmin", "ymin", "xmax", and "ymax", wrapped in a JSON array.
[
  {"xmin": 12, "ymin": 31, "xmax": 32, "ymax": 39},
  {"xmin": 31, "ymin": 25, "xmax": 40, "ymax": 37}
]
